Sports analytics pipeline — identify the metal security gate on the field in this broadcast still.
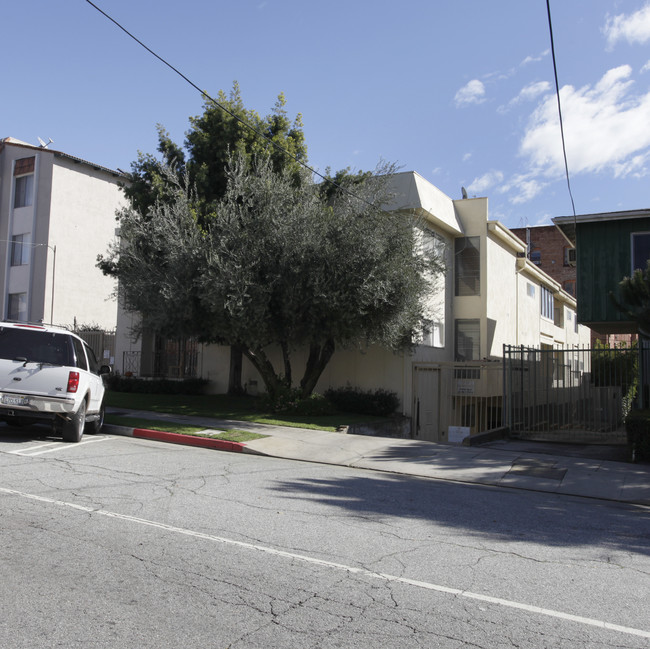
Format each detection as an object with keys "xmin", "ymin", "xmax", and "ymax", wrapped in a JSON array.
[
  {"xmin": 504, "ymin": 344, "xmax": 641, "ymax": 443},
  {"xmin": 76, "ymin": 329, "xmax": 116, "ymax": 367}
]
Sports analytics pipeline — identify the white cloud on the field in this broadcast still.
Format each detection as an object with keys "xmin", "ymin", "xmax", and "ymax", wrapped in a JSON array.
[
  {"xmin": 499, "ymin": 80, "xmax": 552, "ymax": 113},
  {"xmin": 462, "ymin": 152, "xmax": 472, "ymax": 162},
  {"xmin": 521, "ymin": 49, "xmax": 550, "ymax": 66},
  {"xmin": 454, "ymin": 79, "xmax": 486, "ymax": 107},
  {"xmin": 519, "ymin": 65, "xmax": 650, "ymax": 181},
  {"xmin": 604, "ymin": 2, "xmax": 650, "ymax": 48},
  {"xmin": 499, "ymin": 174, "xmax": 546, "ymax": 205},
  {"xmin": 517, "ymin": 81, "xmax": 552, "ymax": 102},
  {"xmin": 642, "ymin": 60, "xmax": 650, "ymax": 73},
  {"xmin": 467, "ymin": 170, "xmax": 504, "ymax": 194}
]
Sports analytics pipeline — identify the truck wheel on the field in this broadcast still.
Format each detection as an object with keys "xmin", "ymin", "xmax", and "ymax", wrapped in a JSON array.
[
  {"xmin": 62, "ymin": 400, "xmax": 86, "ymax": 443},
  {"xmin": 85, "ymin": 402, "xmax": 105, "ymax": 434}
]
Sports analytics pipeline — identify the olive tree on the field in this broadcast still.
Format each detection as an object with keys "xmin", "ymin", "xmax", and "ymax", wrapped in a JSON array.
[{"xmin": 101, "ymin": 157, "xmax": 443, "ymax": 399}]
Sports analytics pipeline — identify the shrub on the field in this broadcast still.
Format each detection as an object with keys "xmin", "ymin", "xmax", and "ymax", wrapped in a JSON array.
[
  {"xmin": 259, "ymin": 388, "xmax": 335, "ymax": 416},
  {"xmin": 625, "ymin": 410, "xmax": 650, "ymax": 462},
  {"xmin": 324, "ymin": 387, "xmax": 399, "ymax": 417},
  {"xmin": 105, "ymin": 375, "xmax": 209, "ymax": 395}
]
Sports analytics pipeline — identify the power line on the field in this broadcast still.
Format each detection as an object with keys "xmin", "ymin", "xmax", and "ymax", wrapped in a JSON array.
[
  {"xmin": 84, "ymin": 0, "xmax": 372, "ymax": 206},
  {"xmin": 546, "ymin": 0, "xmax": 577, "ymax": 219}
]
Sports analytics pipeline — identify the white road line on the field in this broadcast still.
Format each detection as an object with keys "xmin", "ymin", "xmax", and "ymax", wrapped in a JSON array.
[
  {"xmin": 7, "ymin": 436, "xmax": 110, "ymax": 456},
  {"xmin": 1, "ymin": 486, "xmax": 648, "ymax": 640}
]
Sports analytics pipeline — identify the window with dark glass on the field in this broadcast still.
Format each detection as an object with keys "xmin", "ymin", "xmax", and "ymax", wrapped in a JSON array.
[
  {"xmin": 631, "ymin": 232, "xmax": 650, "ymax": 272},
  {"xmin": 13, "ymin": 157, "xmax": 35, "ymax": 209},
  {"xmin": 7, "ymin": 293, "xmax": 27, "ymax": 321},
  {"xmin": 10, "ymin": 234, "xmax": 30, "ymax": 266},
  {"xmin": 454, "ymin": 237, "xmax": 480, "ymax": 296},
  {"xmin": 455, "ymin": 319, "xmax": 480, "ymax": 361},
  {"xmin": 14, "ymin": 175, "xmax": 34, "ymax": 208}
]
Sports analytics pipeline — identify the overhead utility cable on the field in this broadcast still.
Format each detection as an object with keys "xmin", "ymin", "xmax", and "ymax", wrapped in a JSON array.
[
  {"xmin": 546, "ymin": 0, "xmax": 577, "ymax": 219},
  {"xmin": 84, "ymin": 0, "xmax": 371, "ymax": 206}
]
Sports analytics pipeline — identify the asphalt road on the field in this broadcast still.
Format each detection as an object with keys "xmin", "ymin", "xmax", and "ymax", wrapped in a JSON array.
[{"xmin": 1, "ymin": 428, "xmax": 649, "ymax": 648}]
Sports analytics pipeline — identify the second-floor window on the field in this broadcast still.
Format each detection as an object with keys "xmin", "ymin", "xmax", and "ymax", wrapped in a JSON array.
[
  {"xmin": 541, "ymin": 286, "xmax": 554, "ymax": 320},
  {"xmin": 10, "ymin": 234, "xmax": 31, "ymax": 266}
]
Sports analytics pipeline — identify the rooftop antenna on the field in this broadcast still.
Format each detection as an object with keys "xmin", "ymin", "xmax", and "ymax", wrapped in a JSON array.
[
  {"xmin": 37, "ymin": 137, "xmax": 53, "ymax": 149},
  {"xmin": 461, "ymin": 186, "xmax": 468, "ymax": 199}
]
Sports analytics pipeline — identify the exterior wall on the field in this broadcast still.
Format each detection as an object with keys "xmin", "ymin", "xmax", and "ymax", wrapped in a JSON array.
[
  {"xmin": 0, "ymin": 139, "xmax": 126, "ymax": 331},
  {"xmin": 575, "ymin": 217, "xmax": 650, "ymax": 332},
  {"xmin": 48, "ymin": 157, "xmax": 125, "ymax": 329},
  {"xmin": 484, "ymin": 229, "xmax": 523, "ymax": 356}
]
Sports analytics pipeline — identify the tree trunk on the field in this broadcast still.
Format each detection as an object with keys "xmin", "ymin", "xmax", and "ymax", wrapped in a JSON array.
[
  {"xmin": 299, "ymin": 338, "xmax": 335, "ymax": 398},
  {"xmin": 280, "ymin": 340, "xmax": 292, "ymax": 388},
  {"xmin": 228, "ymin": 345, "xmax": 243, "ymax": 395},
  {"xmin": 241, "ymin": 347, "xmax": 283, "ymax": 399}
]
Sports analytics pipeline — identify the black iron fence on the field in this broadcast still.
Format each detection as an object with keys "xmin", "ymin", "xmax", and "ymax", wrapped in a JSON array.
[
  {"xmin": 503, "ymin": 344, "xmax": 642, "ymax": 442},
  {"xmin": 123, "ymin": 337, "xmax": 200, "ymax": 379}
]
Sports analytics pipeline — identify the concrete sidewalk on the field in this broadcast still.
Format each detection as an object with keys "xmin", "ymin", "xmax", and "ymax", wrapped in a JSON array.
[{"xmin": 104, "ymin": 409, "xmax": 650, "ymax": 506}]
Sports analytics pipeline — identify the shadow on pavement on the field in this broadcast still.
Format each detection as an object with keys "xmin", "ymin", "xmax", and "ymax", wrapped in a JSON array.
[{"xmin": 270, "ymin": 471, "xmax": 650, "ymax": 556}]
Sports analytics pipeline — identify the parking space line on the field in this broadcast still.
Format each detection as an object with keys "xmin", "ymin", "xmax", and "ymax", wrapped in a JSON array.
[
  {"xmin": 7, "ymin": 436, "xmax": 110, "ymax": 456},
  {"xmin": 1, "ymin": 486, "xmax": 648, "ymax": 641}
]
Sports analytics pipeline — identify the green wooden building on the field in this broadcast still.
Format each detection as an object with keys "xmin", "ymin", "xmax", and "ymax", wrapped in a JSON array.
[{"xmin": 554, "ymin": 210, "xmax": 650, "ymax": 334}]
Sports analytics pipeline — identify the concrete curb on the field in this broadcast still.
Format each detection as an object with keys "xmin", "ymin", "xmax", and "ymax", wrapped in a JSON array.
[{"xmin": 103, "ymin": 424, "xmax": 247, "ymax": 453}]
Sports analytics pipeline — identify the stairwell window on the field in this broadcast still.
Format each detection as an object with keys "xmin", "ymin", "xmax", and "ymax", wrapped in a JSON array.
[
  {"xmin": 455, "ymin": 237, "xmax": 480, "ymax": 296},
  {"xmin": 455, "ymin": 319, "xmax": 480, "ymax": 361}
]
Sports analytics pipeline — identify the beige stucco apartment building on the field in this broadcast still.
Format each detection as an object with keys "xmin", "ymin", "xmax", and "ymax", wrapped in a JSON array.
[
  {"xmin": 117, "ymin": 171, "xmax": 590, "ymax": 442},
  {"xmin": 0, "ymin": 137, "xmax": 126, "ymax": 331}
]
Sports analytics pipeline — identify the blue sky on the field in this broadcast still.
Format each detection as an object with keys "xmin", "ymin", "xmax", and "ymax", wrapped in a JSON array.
[{"xmin": 3, "ymin": 1, "xmax": 650, "ymax": 228}]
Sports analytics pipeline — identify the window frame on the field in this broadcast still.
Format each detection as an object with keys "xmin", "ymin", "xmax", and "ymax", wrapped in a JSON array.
[
  {"xmin": 454, "ymin": 236, "xmax": 481, "ymax": 296},
  {"xmin": 540, "ymin": 285, "xmax": 554, "ymax": 320},
  {"xmin": 454, "ymin": 318, "xmax": 480, "ymax": 362},
  {"xmin": 10, "ymin": 233, "xmax": 31, "ymax": 266}
]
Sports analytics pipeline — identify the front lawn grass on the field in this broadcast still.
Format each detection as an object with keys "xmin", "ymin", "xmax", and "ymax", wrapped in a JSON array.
[
  {"xmin": 104, "ymin": 414, "xmax": 268, "ymax": 442},
  {"xmin": 104, "ymin": 390, "xmax": 387, "ymax": 432}
]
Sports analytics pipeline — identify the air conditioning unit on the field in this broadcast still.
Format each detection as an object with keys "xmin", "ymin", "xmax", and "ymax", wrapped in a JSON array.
[{"xmin": 566, "ymin": 248, "xmax": 576, "ymax": 266}]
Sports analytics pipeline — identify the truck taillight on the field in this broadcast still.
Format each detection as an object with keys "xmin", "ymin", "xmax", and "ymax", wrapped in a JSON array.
[{"xmin": 67, "ymin": 372, "xmax": 80, "ymax": 393}]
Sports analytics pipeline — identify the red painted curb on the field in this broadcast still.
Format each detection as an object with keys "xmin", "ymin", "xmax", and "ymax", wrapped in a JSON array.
[{"xmin": 132, "ymin": 428, "xmax": 246, "ymax": 453}]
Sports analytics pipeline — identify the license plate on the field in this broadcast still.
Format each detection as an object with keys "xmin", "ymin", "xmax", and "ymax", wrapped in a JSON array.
[{"xmin": 1, "ymin": 395, "xmax": 29, "ymax": 406}]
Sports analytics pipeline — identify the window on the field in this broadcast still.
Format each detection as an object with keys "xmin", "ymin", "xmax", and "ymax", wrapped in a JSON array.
[
  {"xmin": 541, "ymin": 286, "xmax": 554, "ymax": 320},
  {"xmin": 562, "ymin": 279, "xmax": 576, "ymax": 297},
  {"xmin": 72, "ymin": 338, "xmax": 88, "ymax": 371},
  {"xmin": 455, "ymin": 237, "xmax": 480, "ymax": 296},
  {"xmin": 527, "ymin": 282, "xmax": 536, "ymax": 298},
  {"xmin": 631, "ymin": 232, "xmax": 650, "ymax": 272},
  {"xmin": 7, "ymin": 293, "xmax": 27, "ymax": 321},
  {"xmin": 530, "ymin": 248, "xmax": 541, "ymax": 265},
  {"xmin": 421, "ymin": 320, "xmax": 444, "ymax": 348},
  {"xmin": 10, "ymin": 234, "xmax": 31, "ymax": 266},
  {"xmin": 455, "ymin": 319, "xmax": 480, "ymax": 361},
  {"xmin": 13, "ymin": 157, "xmax": 35, "ymax": 209},
  {"xmin": 14, "ymin": 175, "xmax": 34, "ymax": 208}
]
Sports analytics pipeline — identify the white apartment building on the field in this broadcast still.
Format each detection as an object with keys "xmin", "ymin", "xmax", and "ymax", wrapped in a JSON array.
[{"xmin": 0, "ymin": 137, "xmax": 126, "ymax": 330}]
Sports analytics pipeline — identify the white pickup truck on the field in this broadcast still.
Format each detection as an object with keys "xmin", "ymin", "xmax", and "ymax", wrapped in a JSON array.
[{"xmin": 0, "ymin": 322, "xmax": 110, "ymax": 442}]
